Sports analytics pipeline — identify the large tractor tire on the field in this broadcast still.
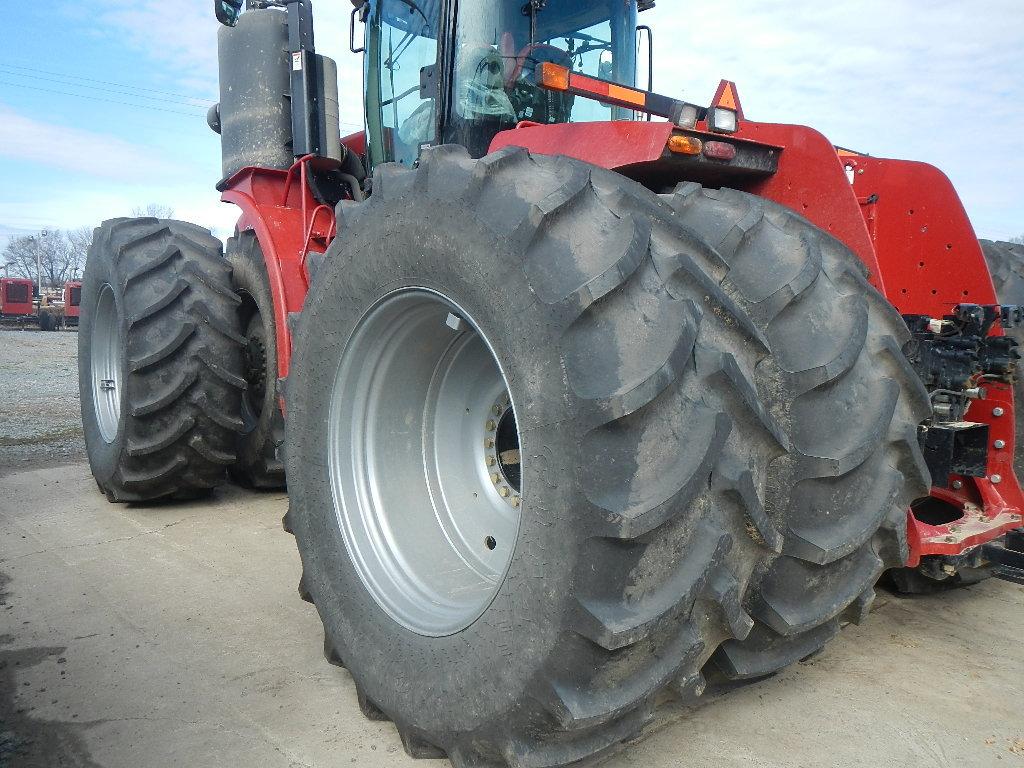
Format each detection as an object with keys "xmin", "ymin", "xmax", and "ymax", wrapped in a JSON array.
[
  {"xmin": 226, "ymin": 231, "xmax": 286, "ymax": 489},
  {"xmin": 284, "ymin": 147, "xmax": 929, "ymax": 767},
  {"xmin": 79, "ymin": 217, "xmax": 246, "ymax": 502},
  {"xmin": 981, "ymin": 239, "xmax": 1024, "ymax": 480}
]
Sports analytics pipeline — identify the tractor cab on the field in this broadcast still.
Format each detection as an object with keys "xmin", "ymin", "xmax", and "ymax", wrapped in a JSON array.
[{"xmin": 363, "ymin": 0, "xmax": 641, "ymax": 166}]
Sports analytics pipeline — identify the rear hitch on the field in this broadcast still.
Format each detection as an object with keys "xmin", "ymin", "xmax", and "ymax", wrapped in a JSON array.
[{"xmin": 982, "ymin": 529, "xmax": 1024, "ymax": 585}]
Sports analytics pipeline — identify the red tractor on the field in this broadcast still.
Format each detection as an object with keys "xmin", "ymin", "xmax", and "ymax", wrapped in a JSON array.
[{"xmin": 78, "ymin": 1, "xmax": 1024, "ymax": 764}]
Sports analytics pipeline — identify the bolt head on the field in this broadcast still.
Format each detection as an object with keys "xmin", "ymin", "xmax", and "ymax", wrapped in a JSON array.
[
  {"xmin": 491, "ymin": 473, "xmax": 501, "ymax": 484},
  {"xmin": 499, "ymin": 487, "xmax": 510, "ymax": 498},
  {"xmin": 942, "ymin": 564, "xmax": 957, "ymax": 576},
  {"xmin": 993, "ymin": 407, "xmax": 1005, "ymax": 417},
  {"xmin": 991, "ymin": 474, "xmax": 1003, "ymax": 484},
  {"xmin": 484, "ymin": 438, "xmax": 494, "ymax": 449},
  {"xmin": 995, "ymin": 439, "xmax": 1007, "ymax": 449},
  {"xmin": 445, "ymin": 312, "xmax": 464, "ymax": 332},
  {"xmin": 486, "ymin": 420, "xmax": 496, "ymax": 431},
  {"xmin": 952, "ymin": 480, "xmax": 963, "ymax": 490}
]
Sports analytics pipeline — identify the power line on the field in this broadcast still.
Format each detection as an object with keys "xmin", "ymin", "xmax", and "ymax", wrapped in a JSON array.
[
  {"xmin": 0, "ymin": 60, "xmax": 365, "ymax": 130},
  {"xmin": 0, "ymin": 67, "xmax": 215, "ymax": 108},
  {"xmin": 0, "ymin": 61, "xmax": 215, "ymax": 103},
  {"xmin": 0, "ymin": 80, "xmax": 209, "ymax": 119}
]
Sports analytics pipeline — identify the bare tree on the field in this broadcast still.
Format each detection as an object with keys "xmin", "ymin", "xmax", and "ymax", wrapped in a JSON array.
[
  {"xmin": 1, "ymin": 228, "xmax": 92, "ymax": 290},
  {"xmin": 1011, "ymin": 234, "xmax": 1024, "ymax": 245},
  {"xmin": 131, "ymin": 203, "xmax": 175, "ymax": 219}
]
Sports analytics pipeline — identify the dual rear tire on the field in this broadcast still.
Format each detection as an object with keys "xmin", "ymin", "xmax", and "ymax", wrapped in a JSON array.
[
  {"xmin": 79, "ymin": 218, "xmax": 246, "ymax": 502},
  {"xmin": 284, "ymin": 146, "xmax": 930, "ymax": 766}
]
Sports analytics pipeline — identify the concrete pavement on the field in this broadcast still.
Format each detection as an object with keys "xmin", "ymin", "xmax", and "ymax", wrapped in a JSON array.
[{"xmin": 1, "ymin": 463, "xmax": 1022, "ymax": 767}]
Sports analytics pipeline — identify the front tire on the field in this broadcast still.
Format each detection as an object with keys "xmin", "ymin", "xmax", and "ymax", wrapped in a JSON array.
[
  {"xmin": 79, "ymin": 218, "xmax": 246, "ymax": 502},
  {"xmin": 285, "ymin": 147, "xmax": 929, "ymax": 766}
]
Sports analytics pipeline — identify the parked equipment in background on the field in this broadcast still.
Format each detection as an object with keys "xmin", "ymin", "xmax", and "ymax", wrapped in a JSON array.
[
  {"xmin": 78, "ymin": 1, "xmax": 1024, "ymax": 765},
  {"xmin": 1, "ymin": 278, "xmax": 34, "ymax": 326},
  {"xmin": 0, "ymin": 276, "xmax": 73, "ymax": 331},
  {"xmin": 64, "ymin": 280, "xmax": 83, "ymax": 328}
]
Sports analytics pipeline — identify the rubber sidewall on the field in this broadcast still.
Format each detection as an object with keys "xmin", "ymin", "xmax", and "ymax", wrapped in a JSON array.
[
  {"xmin": 289, "ymin": 205, "xmax": 582, "ymax": 739},
  {"xmin": 78, "ymin": 234, "xmax": 129, "ymax": 486}
]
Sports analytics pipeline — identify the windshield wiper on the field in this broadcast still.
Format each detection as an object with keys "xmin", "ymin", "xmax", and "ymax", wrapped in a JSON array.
[{"xmin": 522, "ymin": 0, "xmax": 547, "ymax": 46}]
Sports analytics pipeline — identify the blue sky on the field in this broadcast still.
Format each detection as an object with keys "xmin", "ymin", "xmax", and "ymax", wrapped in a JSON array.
[{"xmin": 1, "ymin": 0, "xmax": 1022, "ymax": 247}]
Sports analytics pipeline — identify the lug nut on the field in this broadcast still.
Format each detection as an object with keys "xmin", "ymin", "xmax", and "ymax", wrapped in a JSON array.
[
  {"xmin": 487, "ymin": 456, "xmax": 496, "ymax": 467},
  {"xmin": 993, "ymin": 407, "xmax": 1005, "ymax": 417},
  {"xmin": 485, "ymin": 438, "xmax": 494, "ymax": 449},
  {"xmin": 499, "ymin": 487, "xmax": 510, "ymax": 498},
  {"xmin": 491, "ymin": 473, "xmax": 501, "ymax": 484},
  {"xmin": 511, "ymin": 496, "xmax": 521, "ymax": 508},
  {"xmin": 991, "ymin": 474, "xmax": 1002, "ymax": 484},
  {"xmin": 486, "ymin": 420, "xmax": 496, "ymax": 431},
  {"xmin": 995, "ymin": 439, "xmax": 1006, "ymax": 449}
]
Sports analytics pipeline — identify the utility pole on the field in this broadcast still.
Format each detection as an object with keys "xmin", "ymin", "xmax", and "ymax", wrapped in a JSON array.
[{"xmin": 37, "ymin": 229, "xmax": 47, "ymax": 297}]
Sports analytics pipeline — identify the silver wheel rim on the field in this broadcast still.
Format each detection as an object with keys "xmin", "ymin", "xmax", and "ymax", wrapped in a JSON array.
[
  {"xmin": 91, "ymin": 283, "xmax": 122, "ymax": 443},
  {"xmin": 328, "ymin": 289, "xmax": 523, "ymax": 637}
]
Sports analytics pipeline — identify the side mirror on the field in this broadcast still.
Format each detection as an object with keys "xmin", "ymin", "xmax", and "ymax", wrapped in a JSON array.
[
  {"xmin": 598, "ymin": 50, "xmax": 614, "ymax": 80},
  {"xmin": 215, "ymin": 0, "xmax": 244, "ymax": 27}
]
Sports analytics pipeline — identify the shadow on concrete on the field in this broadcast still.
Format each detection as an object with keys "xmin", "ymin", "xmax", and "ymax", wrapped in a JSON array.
[{"xmin": 0, "ymin": 569, "xmax": 103, "ymax": 768}]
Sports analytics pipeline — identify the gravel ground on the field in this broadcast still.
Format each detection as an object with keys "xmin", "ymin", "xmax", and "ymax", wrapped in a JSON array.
[{"xmin": 0, "ymin": 329, "xmax": 84, "ymax": 477}]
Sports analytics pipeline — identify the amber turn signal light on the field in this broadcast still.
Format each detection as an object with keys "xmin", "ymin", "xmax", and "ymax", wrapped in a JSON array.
[
  {"xmin": 537, "ymin": 62, "xmax": 570, "ymax": 92},
  {"xmin": 668, "ymin": 135, "xmax": 703, "ymax": 156}
]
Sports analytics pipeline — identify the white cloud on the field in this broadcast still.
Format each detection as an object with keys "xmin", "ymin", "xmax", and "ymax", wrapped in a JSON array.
[
  {"xmin": 82, "ymin": 0, "xmax": 220, "ymax": 98},
  {"xmin": 0, "ymin": 103, "xmax": 182, "ymax": 181},
  {"xmin": 641, "ymin": 0, "xmax": 1024, "ymax": 239}
]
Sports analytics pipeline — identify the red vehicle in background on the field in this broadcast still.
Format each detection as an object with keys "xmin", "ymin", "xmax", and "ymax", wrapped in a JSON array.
[
  {"xmin": 0, "ymin": 278, "xmax": 35, "ymax": 326},
  {"xmin": 64, "ymin": 280, "xmax": 82, "ymax": 327}
]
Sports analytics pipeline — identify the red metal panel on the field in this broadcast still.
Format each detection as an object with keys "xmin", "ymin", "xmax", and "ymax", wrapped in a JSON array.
[
  {"xmin": 341, "ymin": 130, "xmax": 367, "ymax": 157},
  {"xmin": 490, "ymin": 120, "xmax": 675, "ymax": 170},
  {"xmin": 221, "ymin": 160, "xmax": 335, "ymax": 382},
  {"xmin": 848, "ymin": 156, "xmax": 995, "ymax": 314},
  {"xmin": 846, "ymin": 155, "xmax": 1024, "ymax": 558}
]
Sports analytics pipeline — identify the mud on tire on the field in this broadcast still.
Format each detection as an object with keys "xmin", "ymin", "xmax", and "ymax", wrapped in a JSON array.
[
  {"xmin": 79, "ymin": 217, "xmax": 246, "ymax": 502},
  {"xmin": 285, "ymin": 147, "xmax": 930, "ymax": 767}
]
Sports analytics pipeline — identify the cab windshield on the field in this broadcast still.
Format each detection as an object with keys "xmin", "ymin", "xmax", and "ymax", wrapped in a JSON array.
[
  {"xmin": 447, "ymin": 0, "xmax": 639, "ymax": 156},
  {"xmin": 364, "ymin": 0, "xmax": 639, "ymax": 167}
]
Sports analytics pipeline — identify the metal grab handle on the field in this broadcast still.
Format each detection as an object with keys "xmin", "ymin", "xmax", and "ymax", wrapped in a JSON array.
[{"xmin": 350, "ymin": 2, "xmax": 368, "ymax": 54}]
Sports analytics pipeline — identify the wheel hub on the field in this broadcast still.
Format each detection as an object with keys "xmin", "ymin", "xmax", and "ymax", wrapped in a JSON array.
[
  {"xmin": 327, "ymin": 289, "xmax": 523, "ymax": 637},
  {"xmin": 244, "ymin": 330, "xmax": 268, "ymax": 411},
  {"xmin": 90, "ymin": 283, "xmax": 122, "ymax": 443}
]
